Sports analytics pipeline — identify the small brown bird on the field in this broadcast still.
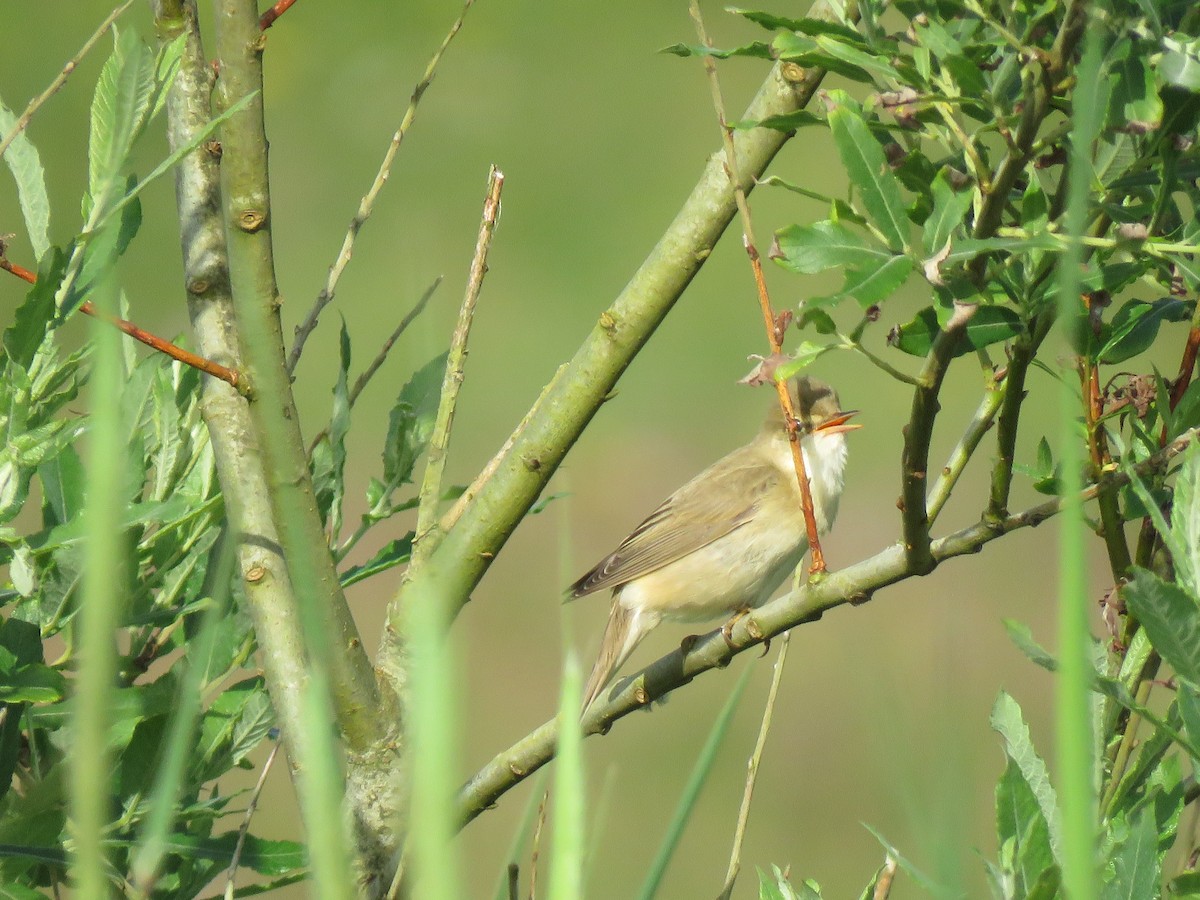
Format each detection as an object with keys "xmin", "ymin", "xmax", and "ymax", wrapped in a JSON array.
[{"xmin": 570, "ymin": 376, "xmax": 859, "ymax": 709}]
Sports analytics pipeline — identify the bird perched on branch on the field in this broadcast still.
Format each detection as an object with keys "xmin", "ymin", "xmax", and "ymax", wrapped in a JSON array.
[{"xmin": 570, "ymin": 376, "xmax": 859, "ymax": 710}]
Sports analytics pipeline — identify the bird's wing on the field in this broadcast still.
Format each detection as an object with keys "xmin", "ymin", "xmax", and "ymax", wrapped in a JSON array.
[{"xmin": 568, "ymin": 449, "xmax": 778, "ymax": 599}]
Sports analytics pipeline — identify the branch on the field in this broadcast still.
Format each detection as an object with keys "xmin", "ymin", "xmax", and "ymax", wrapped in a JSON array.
[
  {"xmin": 412, "ymin": 166, "xmax": 503, "ymax": 568},
  {"xmin": 286, "ymin": 0, "xmax": 476, "ymax": 375},
  {"xmin": 0, "ymin": 0, "xmax": 135, "ymax": 161},
  {"xmin": 689, "ymin": 0, "xmax": 827, "ymax": 573},
  {"xmin": 258, "ymin": 0, "xmax": 298, "ymax": 30},
  {"xmin": 381, "ymin": 15, "xmax": 843, "ymax": 681},
  {"xmin": 457, "ymin": 429, "xmax": 1199, "ymax": 826},
  {"xmin": 926, "ymin": 373, "xmax": 1006, "ymax": 526},
  {"xmin": 0, "ymin": 250, "xmax": 242, "ymax": 390}
]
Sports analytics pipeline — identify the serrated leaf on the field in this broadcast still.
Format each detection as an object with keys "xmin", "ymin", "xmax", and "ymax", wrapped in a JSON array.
[
  {"xmin": 1123, "ymin": 568, "xmax": 1200, "ymax": 686},
  {"xmin": 1003, "ymin": 619, "xmax": 1058, "ymax": 672},
  {"xmin": 88, "ymin": 27, "xmax": 156, "ymax": 213},
  {"xmin": 154, "ymin": 832, "xmax": 306, "ymax": 876},
  {"xmin": 772, "ymin": 220, "xmax": 889, "ymax": 274},
  {"xmin": 731, "ymin": 9, "xmax": 864, "ymax": 44},
  {"xmin": 890, "ymin": 305, "xmax": 1022, "ymax": 357},
  {"xmin": 659, "ymin": 41, "xmax": 773, "ymax": 60},
  {"xmin": 2, "ymin": 249, "xmax": 64, "ymax": 370},
  {"xmin": 0, "ymin": 97, "xmax": 50, "ymax": 262},
  {"xmin": 989, "ymin": 692, "xmax": 1063, "ymax": 867},
  {"xmin": 823, "ymin": 255, "xmax": 913, "ymax": 308},
  {"xmin": 825, "ymin": 91, "xmax": 910, "ymax": 251},
  {"xmin": 996, "ymin": 756, "xmax": 1054, "ymax": 895},
  {"xmin": 340, "ymin": 534, "xmax": 415, "ymax": 588},
  {"xmin": 774, "ymin": 342, "xmax": 836, "ymax": 381}
]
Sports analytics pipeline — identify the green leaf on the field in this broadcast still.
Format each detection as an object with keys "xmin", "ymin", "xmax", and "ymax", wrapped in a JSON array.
[
  {"xmin": 1123, "ymin": 568, "xmax": 1200, "ymax": 686},
  {"xmin": 774, "ymin": 33, "xmax": 901, "ymax": 83},
  {"xmin": 659, "ymin": 41, "xmax": 773, "ymax": 60},
  {"xmin": 825, "ymin": 91, "xmax": 910, "ymax": 251},
  {"xmin": 87, "ymin": 27, "xmax": 156, "ymax": 213},
  {"xmin": 996, "ymin": 756, "xmax": 1054, "ymax": 896},
  {"xmin": 1101, "ymin": 805, "xmax": 1159, "ymax": 900},
  {"xmin": 822, "ymin": 255, "xmax": 914, "ymax": 308},
  {"xmin": 1161, "ymin": 36, "xmax": 1200, "ymax": 92},
  {"xmin": 1098, "ymin": 298, "xmax": 1190, "ymax": 364},
  {"xmin": 890, "ymin": 305, "xmax": 1022, "ymax": 357},
  {"xmin": 2, "ymin": 249, "xmax": 65, "ymax": 371},
  {"xmin": 1171, "ymin": 441, "xmax": 1200, "ymax": 596},
  {"xmin": 382, "ymin": 352, "xmax": 447, "ymax": 490},
  {"xmin": 774, "ymin": 342, "xmax": 837, "ymax": 381},
  {"xmin": 923, "ymin": 169, "xmax": 973, "ymax": 257},
  {"xmin": 154, "ymin": 832, "xmax": 306, "ymax": 876},
  {"xmin": 313, "ymin": 319, "xmax": 352, "ymax": 538},
  {"xmin": 1003, "ymin": 619, "xmax": 1058, "ymax": 673},
  {"xmin": 990, "ymin": 692, "xmax": 1063, "ymax": 867},
  {"xmin": 1107, "ymin": 51, "xmax": 1163, "ymax": 129},
  {"xmin": 734, "ymin": 110, "xmax": 825, "ymax": 131},
  {"xmin": 0, "ymin": 97, "xmax": 50, "ymax": 262},
  {"xmin": 731, "ymin": 9, "xmax": 864, "ymax": 44},
  {"xmin": 772, "ymin": 220, "xmax": 887, "ymax": 274}
]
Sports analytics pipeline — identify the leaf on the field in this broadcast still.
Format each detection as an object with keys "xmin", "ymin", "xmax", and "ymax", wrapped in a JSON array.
[
  {"xmin": 922, "ymin": 169, "xmax": 973, "ymax": 257},
  {"xmin": 2, "ymin": 249, "xmax": 65, "ymax": 371},
  {"xmin": 1101, "ymin": 805, "xmax": 1159, "ymax": 900},
  {"xmin": 825, "ymin": 91, "xmax": 910, "ymax": 251},
  {"xmin": 38, "ymin": 444, "xmax": 85, "ymax": 530},
  {"xmin": 995, "ymin": 756, "xmax": 1054, "ymax": 896},
  {"xmin": 772, "ymin": 220, "xmax": 887, "ymax": 274},
  {"xmin": 659, "ymin": 41, "xmax": 774, "ymax": 60},
  {"xmin": 774, "ymin": 33, "xmax": 901, "ymax": 83},
  {"xmin": 734, "ymin": 110, "xmax": 825, "ymax": 131},
  {"xmin": 1003, "ymin": 619, "xmax": 1058, "ymax": 673},
  {"xmin": 1161, "ymin": 36, "xmax": 1200, "ymax": 92},
  {"xmin": 1098, "ymin": 298, "xmax": 1190, "ymax": 364},
  {"xmin": 823, "ymin": 255, "xmax": 914, "ymax": 308},
  {"xmin": 382, "ymin": 352, "xmax": 447, "ymax": 490},
  {"xmin": 1173, "ymin": 442, "xmax": 1200, "ymax": 597},
  {"xmin": 154, "ymin": 832, "xmax": 306, "ymax": 876},
  {"xmin": 313, "ymin": 319, "xmax": 352, "ymax": 538},
  {"xmin": 0, "ymin": 97, "xmax": 50, "ymax": 262},
  {"xmin": 989, "ymin": 692, "xmax": 1063, "ymax": 867},
  {"xmin": 773, "ymin": 342, "xmax": 837, "ymax": 381},
  {"xmin": 731, "ymin": 9, "xmax": 864, "ymax": 44},
  {"xmin": 87, "ymin": 27, "xmax": 156, "ymax": 213},
  {"xmin": 1123, "ymin": 568, "xmax": 1200, "ymax": 686},
  {"xmin": 890, "ymin": 305, "xmax": 1022, "ymax": 357}
]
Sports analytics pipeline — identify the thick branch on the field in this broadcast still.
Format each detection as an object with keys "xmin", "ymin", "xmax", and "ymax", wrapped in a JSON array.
[{"xmin": 458, "ymin": 429, "xmax": 1198, "ymax": 825}]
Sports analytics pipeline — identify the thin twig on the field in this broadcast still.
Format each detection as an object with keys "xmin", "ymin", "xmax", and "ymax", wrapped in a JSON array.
[
  {"xmin": 286, "ymin": 0, "xmax": 477, "ymax": 375},
  {"xmin": 412, "ymin": 166, "xmax": 504, "ymax": 567},
  {"xmin": 0, "ymin": 252, "xmax": 242, "ymax": 389},
  {"xmin": 927, "ymin": 377, "xmax": 1006, "ymax": 525},
  {"xmin": 0, "ymin": 0, "xmax": 135, "ymax": 161},
  {"xmin": 223, "ymin": 741, "xmax": 281, "ymax": 899},
  {"xmin": 689, "ymin": 0, "xmax": 826, "ymax": 573},
  {"xmin": 351, "ymin": 276, "xmax": 442, "ymax": 407},
  {"xmin": 718, "ymin": 632, "xmax": 791, "ymax": 900},
  {"xmin": 457, "ymin": 429, "xmax": 1199, "ymax": 826},
  {"xmin": 307, "ymin": 276, "xmax": 442, "ymax": 456},
  {"xmin": 873, "ymin": 856, "xmax": 899, "ymax": 899},
  {"xmin": 528, "ymin": 789, "xmax": 549, "ymax": 900},
  {"xmin": 440, "ymin": 363, "xmax": 566, "ymax": 534},
  {"xmin": 258, "ymin": 0, "xmax": 298, "ymax": 30}
]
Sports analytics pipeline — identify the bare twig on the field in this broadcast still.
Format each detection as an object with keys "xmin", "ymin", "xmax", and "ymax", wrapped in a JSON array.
[
  {"xmin": 258, "ymin": 0, "xmax": 298, "ymax": 30},
  {"xmin": 457, "ymin": 429, "xmax": 1199, "ymax": 826},
  {"xmin": 717, "ymin": 632, "xmax": 791, "ymax": 900},
  {"xmin": 689, "ymin": 0, "xmax": 826, "ymax": 573},
  {"xmin": 440, "ymin": 364, "xmax": 566, "ymax": 534},
  {"xmin": 927, "ymin": 377, "xmax": 1006, "ymax": 525},
  {"xmin": 286, "ymin": 0, "xmax": 477, "ymax": 375},
  {"xmin": 0, "ymin": 0, "xmax": 135, "ymax": 161},
  {"xmin": 0, "ymin": 252, "xmax": 242, "ymax": 389},
  {"xmin": 223, "ymin": 741, "xmax": 281, "ymax": 899},
  {"xmin": 307, "ymin": 277, "xmax": 442, "ymax": 455},
  {"xmin": 411, "ymin": 166, "xmax": 504, "ymax": 567},
  {"xmin": 351, "ymin": 277, "xmax": 442, "ymax": 407}
]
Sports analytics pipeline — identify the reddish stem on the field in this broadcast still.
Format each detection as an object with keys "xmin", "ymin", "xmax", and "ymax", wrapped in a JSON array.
[
  {"xmin": 1, "ymin": 256, "xmax": 241, "ymax": 389},
  {"xmin": 258, "ymin": 0, "xmax": 298, "ymax": 30}
]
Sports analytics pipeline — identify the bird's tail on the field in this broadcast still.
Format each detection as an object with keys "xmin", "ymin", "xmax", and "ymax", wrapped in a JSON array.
[{"xmin": 581, "ymin": 603, "xmax": 655, "ymax": 711}]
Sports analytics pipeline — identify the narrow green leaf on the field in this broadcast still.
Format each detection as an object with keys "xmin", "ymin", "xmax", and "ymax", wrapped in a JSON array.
[
  {"xmin": 774, "ymin": 342, "xmax": 836, "ymax": 381},
  {"xmin": 339, "ymin": 534, "xmax": 414, "ymax": 588},
  {"xmin": 825, "ymin": 91, "xmax": 910, "ymax": 251},
  {"xmin": 1123, "ymin": 568, "xmax": 1200, "ymax": 686},
  {"xmin": 1161, "ymin": 37, "xmax": 1200, "ymax": 92},
  {"xmin": 1003, "ymin": 619, "xmax": 1058, "ymax": 673},
  {"xmin": 87, "ymin": 27, "xmax": 156, "ymax": 212},
  {"xmin": 823, "ymin": 255, "xmax": 913, "ymax": 308},
  {"xmin": 382, "ymin": 352, "xmax": 447, "ymax": 489},
  {"xmin": 996, "ymin": 756, "xmax": 1054, "ymax": 895},
  {"xmin": 2, "ymin": 250, "xmax": 63, "ymax": 370},
  {"xmin": 1101, "ymin": 806, "xmax": 1158, "ymax": 900},
  {"xmin": 1098, "ymin": 298, "xmax": 1190, "ymax": 364},
  {"xmin": 990, "ymin": 692, "xmax": 1063, "ymax": 867},
  {"xmin": 659, "ymin": 41, "xmax": 773, "ymax": 60},
  {"xmin": 772, "ymin": 220, "xmax": 888, "ymax": 274},
  {"xmin": 0, "ymin": 98, "xmax": 50, "ymax": 262},
  {"xmin": 1173, "ymin": 442, "xmax": 1200, "ymax": 597}
]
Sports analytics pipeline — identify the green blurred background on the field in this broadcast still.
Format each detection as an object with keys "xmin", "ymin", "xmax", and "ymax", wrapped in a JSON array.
[{"xmin": 2, "ymin": 2, "xmax": 1124, "ymax": 896}]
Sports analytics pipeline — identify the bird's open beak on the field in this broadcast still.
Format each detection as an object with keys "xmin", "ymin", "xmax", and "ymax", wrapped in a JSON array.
[{"xmin": 815, "ymin": 410, "xmax": 861, "ymax": 435}]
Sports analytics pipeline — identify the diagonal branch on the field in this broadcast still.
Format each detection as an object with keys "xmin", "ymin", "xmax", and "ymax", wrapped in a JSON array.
[{"xmin": 458, "ymin": 428, "xmax": 1199, "ymax": 827}]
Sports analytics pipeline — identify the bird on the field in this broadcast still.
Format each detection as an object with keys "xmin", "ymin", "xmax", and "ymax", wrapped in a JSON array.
[{"xmin": 569, "ymin": 375, "xmax": 859, "ymax": 710}]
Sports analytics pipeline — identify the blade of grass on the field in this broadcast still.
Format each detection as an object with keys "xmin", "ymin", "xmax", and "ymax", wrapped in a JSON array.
[
  {"xmin": 635, "ymin": 665, "xmax": 753, "ymax": 900},
  {"xmin": 1056, "ymin": 16, "xmax": 1104, "ymax": 900},
  {"xmin": 72, "ymin": 254, "xmax": 126, "ymax": 899}
]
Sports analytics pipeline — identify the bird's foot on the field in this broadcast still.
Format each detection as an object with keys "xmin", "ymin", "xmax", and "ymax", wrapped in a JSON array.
[{"xmin": 721, "ymin": 608, "xmax": 751, "ymax": 648}]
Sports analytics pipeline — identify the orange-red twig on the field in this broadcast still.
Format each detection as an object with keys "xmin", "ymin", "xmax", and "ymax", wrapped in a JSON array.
[
  {"xmin": 1, "ymin": 255, "xmax": 241, "ymax": 389},
  {"xmin": 258, "ymin": 0, "xmax": 298, "ymax": 30}
]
